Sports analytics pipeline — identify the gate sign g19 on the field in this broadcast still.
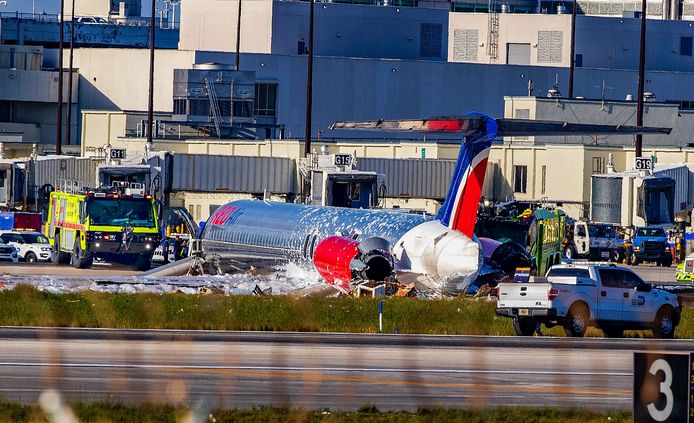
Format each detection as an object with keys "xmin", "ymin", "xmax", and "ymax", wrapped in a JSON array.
[
  {"xmin": 110, "ymin": 149, "xmax": 126, "ymax": 160},
  {"xmin": 633, "ymin": 352, "xmax": 691, "ymax": 422},
  {"xmin": 635, "ymin": 157, "xmax": 653, "ymax": 171}
]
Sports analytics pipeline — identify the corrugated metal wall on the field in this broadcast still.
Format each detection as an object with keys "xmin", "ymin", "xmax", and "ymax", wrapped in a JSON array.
[
  {"xmin": 33, "ymin": 157, "xmax": 102, "ymax": 189},
  {"xmin": 356, "ymin": 158, "xmax": 455, "ymax": 199},
  {"xmin": 654, "ymin": 165, "xmax": 689, "ymax": 213},
  {"xmin": 591, "ymin": 176, "xmax": 622, "ymax": 224},
  {"xmin": 171, "ymin": 154, "xmax": 297, "ymax": 194}
]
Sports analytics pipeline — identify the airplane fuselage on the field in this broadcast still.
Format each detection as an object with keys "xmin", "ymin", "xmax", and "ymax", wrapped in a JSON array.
[{"xmin": 202, "ymin": 200, "xmax": 481, "ymax": 293}]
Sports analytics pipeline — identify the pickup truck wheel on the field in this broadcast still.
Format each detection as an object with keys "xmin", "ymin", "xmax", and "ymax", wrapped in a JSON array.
[
  {"xmin": 513, "ymin": 318, "xmax": 537, "ymax": 336},
  {"xmin": 563, "ymin": 304, "xmax": 589, "ymax": 337},
  {"xmin": 653, "ymin": 308, "xmax": 676, "ymax": 339},
  {"xmin": 602, "ymin": 326, "xmax": 624, "ymax": 338}
]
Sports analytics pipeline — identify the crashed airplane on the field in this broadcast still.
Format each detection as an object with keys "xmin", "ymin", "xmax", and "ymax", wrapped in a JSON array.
[{"xmin": 200, "ymin": 112, "xmax": 670, "ymax": 295}]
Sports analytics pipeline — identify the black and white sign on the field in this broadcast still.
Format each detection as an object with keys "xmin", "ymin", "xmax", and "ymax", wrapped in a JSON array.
[
  {"xmin": 635, "ymin": 157, "xmax": 653, "ymax": 171},
  {"xmin": 110, "ymin": 149, "xmax": 126, "ymax": 160},
  {"xmin": 633, "ymin": 352, "xmax": 690, "ymax": 422},
  {"xmin": 334, "ymin": 154, "xmax": 352, "ymax": 167}
]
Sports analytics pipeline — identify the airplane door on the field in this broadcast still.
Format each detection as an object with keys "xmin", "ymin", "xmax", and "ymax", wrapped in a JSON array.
[
  {"xmin": 575, "ymin": 223, "xmax": 589, "ymax": 255},
  {"xmin": 596, "ymin": 268, "xmax": 623, "ymax": 321}
]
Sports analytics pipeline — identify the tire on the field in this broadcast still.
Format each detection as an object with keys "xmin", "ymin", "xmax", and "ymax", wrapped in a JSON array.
[
  {"xmin": 513, "ymin": 318, "xmax": 537, "ymax": 336},
  {"xmin": 610, "ymin": 250, "xmax": 620, "ymax": 263},
  {"xmin": 629, "ymin": 253, "xmax": 640, "ymax": 266},
  {"xmin": 24, "ymin": 252, "xmax": 37, "ymax": 263},
  {"xmin": 564, "ymin": 245, "xmax": 577, "ymax": 260},
  {"xmin": 563, "ymin": 303, "xmax": 589, "ymax": 337},
  {"xmin": 661, "ymin": 256, "xmax": 673, "ymax": 268},
  {"xmin": 602, "ymin": 326, "xmax": 624, "ymax": 338},
  {"xmin": 51, "ymin": 233, "xmax": 70, "ymax": 265},
  {"xmin": 71, "ymin": 241, "xmax": 93, "ymax": 269},
  {"xmin": 133, "ymin": 253, "xmax": 152, "ymax": 272},
  {"xmin": 652, "ymin": 307, "xmax": 676, "ymax": 339}
]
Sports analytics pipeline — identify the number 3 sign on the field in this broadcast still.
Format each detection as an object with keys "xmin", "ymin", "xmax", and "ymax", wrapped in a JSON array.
[{"xmin": 634, "ymin": 352, "xmax": 691, "ymax": 422}]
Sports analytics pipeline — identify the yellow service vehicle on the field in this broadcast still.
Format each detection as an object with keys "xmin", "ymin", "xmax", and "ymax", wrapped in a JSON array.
[{"xmin": 44, "ymin": 181, "xmax": 160, "ymax": 270}]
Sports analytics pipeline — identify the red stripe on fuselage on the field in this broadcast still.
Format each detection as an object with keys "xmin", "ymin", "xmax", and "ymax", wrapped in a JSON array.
[{"xmin": 451, "ymin": 158, "xmax": 488, "ymax": 238}]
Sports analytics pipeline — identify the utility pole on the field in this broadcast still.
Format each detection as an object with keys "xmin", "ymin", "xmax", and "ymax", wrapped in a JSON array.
[
  {"xmin": 635, "ymin": 0, "xmax": 647, "ymax": 158},
  {"xmin": 568, "ymin": 0, "xmax": 577, "ymax": 98},
  {"xmin": 146, "ymin": 0, "xmax": 156, "ymax": 146},
  {"xmin": 66, "ymin": 0, "xmax": 75, "ymax": 146},
  {"xmin": 235, "ymin": 0, "xmax": 242, "ymax": 70},
  {"xmin": 304, "ymin": 0, "xmax": 315, "ymax": 157},
  {"xmin": 56, "ymin": 0, "xmax": 65, "ymax": 155}
]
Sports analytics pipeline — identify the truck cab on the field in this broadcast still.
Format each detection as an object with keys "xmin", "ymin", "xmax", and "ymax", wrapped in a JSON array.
[
  {"xmin": 629, "ymin": 226, "xmax": 672, "ymax": 267},
  {"xmin": 564, "ymin": 222, "xmax": 619, "ymax": 261}
]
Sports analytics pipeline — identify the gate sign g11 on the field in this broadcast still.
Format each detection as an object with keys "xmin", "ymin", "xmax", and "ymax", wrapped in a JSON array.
[
  {"xmin": 635, "ymin": 157, "xmax": 653, "ymax": 171},
  {"xmin": 633, "ymin": 352, "xmax": 692, "ymax": 422},
  {"xmin": 110, "ymin": 149, "xmax": 126, "ymax": 160}
]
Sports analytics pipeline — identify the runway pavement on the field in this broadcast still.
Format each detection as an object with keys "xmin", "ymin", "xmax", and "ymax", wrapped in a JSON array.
[{"xmin": 0, "ymin": 328, "xmax": 691, "ymax": 411}]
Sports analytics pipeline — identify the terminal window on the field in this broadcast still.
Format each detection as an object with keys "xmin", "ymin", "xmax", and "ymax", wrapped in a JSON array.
[
  {"xmin": 255, "ymin": 84, "xmax": 278, "ymax": 117},
  {"xmin": 513, "ymin": 165, "xmax": 527, "ymax": 193},
  {"xmin": 592, "ymin": 157, "xmax": 605, "ymax": 174},
  {"xmin": 681, "ymin": 36, "xmax": 693, "ymax": 56}
]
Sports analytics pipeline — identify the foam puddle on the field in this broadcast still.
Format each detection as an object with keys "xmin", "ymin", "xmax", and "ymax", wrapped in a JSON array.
[{"xmin": 0, "ymin": 264, "xmax": 325, "ymax": 296}]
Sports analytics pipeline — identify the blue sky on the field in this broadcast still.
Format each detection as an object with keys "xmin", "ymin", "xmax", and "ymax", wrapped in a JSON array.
[{"xmin": 2, "ymin": 0, "xmax": 156, "ymax": 17}]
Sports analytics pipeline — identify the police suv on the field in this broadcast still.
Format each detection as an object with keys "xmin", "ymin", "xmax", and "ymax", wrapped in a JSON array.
[
  {"xmin": 496, "ymin": 264, "xmax": 681, "ymax": 338},
  {"xmin": 0, "ymin": 231, "xmax": 50, "ymax": 262}
]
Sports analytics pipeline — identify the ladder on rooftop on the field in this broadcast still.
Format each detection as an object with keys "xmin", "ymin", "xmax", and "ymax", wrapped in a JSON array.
[
  {"xmin": 205, "ymin": 77, "xmax": 222, "ymax": 138},
  {"xmin": 487, "ymin": 3, "xmax": 499, "ymax": 63}
]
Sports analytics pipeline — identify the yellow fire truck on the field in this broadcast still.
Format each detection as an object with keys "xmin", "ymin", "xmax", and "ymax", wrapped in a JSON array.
[{"xmin": 44, "ymin": 180, "xmax": 161, "ymax": 270}]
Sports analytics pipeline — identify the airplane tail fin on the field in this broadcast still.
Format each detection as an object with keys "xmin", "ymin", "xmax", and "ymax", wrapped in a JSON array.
[{"xmin": 435, "ymin": 113, "xmax": 496, "ymax": 238}]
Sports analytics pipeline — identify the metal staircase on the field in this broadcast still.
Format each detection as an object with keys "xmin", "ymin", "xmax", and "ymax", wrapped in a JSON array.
[
  {"xmin": 204, "ymin": 77, "xmax": 222, "ymax": 138},
  {"xmin": 487, "ymin": 2, "xmax": 499, "ymax": 63}
]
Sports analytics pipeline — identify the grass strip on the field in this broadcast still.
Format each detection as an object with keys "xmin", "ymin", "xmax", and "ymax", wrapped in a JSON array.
[
  {"xmin": 0, "ymin": 400, "xmax": 631, "ymax": 423},
  {"xmin": 0, "ymin": 285, "xmax": 692, "ymax": 337}
]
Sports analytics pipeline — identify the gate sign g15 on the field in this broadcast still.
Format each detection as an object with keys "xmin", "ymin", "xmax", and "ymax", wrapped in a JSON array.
[
  {"xmin": 635, "ymin": 157, "xmax": 653, "ymax": 171},
  {"xmin": 633, "ymin": 352, "xmax": 692, "ymax": 422}
]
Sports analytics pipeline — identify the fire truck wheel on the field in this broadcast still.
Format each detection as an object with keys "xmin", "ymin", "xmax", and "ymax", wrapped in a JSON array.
[
  {"xmin": 72, "ymin": 242, "xmax": 93, "ymax": 269},
  {"xmin": 52, "ymin": 233, "xmax": 70, "ymax": 265},
  {"xmin": 134, "ymin": 253, "xmax": 152, "ymax": 272}
]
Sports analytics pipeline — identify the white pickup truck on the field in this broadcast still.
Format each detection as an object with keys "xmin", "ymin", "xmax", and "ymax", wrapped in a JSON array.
[{"xmin": 496, "ymin": 264, "xmax": 681, "ymax": 338}]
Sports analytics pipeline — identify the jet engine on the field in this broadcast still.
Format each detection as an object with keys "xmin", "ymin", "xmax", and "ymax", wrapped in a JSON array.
[{"xmin": 313, "ymin": 236, "xmax": 393, "ymax": 293}]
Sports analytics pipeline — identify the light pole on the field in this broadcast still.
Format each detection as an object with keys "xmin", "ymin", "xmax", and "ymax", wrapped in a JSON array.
[
  {"xmin": 304, "ymin": 0, "xmax": 315, "ymax": 157},
  {"xmin": 146, "ymin": 0, "xmax": 156, "ymax": 146},
  {"xmin": 568, "ymin": 0, "xmax": 577, "ymax": 98},
  {"xmin": 66, "ymin": 0, "xmax": 75, "ymax": 146},
  {"xmin": 235, "ymin": 0, "xmax": 242, "ymax": 70},
  {"xmin": 56, "ymin": 0, "xmax": 65, "ymax": 155},
  {"xmin": 635, "ymin": 0, "xmax": 647, "ymax": 158}
]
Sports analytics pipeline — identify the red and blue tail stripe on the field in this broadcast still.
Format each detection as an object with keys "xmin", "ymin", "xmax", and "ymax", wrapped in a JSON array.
[{"xmin": 435, "ymin": 113, "xmax": 498, "ymax": 238}]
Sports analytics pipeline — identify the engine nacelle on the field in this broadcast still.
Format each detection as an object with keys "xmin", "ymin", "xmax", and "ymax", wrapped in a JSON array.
[{"xmin": 313, "ymin": 236, "xmax": 393, "ymax": 293}]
